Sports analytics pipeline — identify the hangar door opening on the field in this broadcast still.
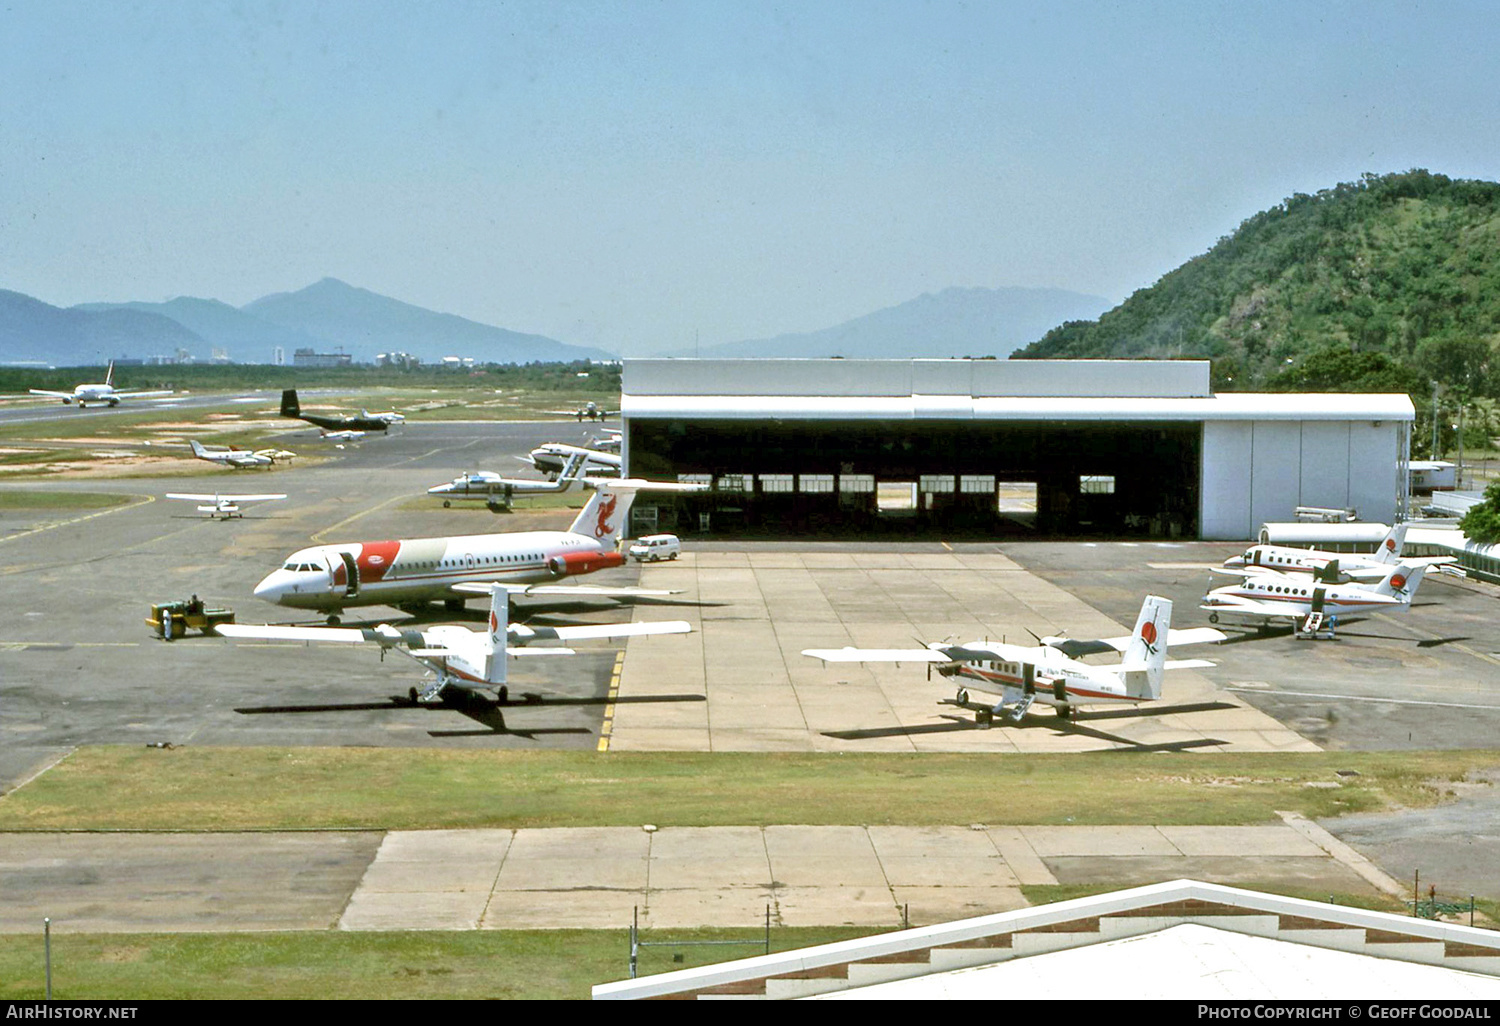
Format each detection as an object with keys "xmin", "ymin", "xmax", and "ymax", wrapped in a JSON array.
[{"xmin": 625, "ymin": 419, "xmax": 1201, "ymax": 539}]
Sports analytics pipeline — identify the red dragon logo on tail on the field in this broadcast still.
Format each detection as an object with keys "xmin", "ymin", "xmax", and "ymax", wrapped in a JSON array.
[{"xmin": 594, "ymin": 494, "xmax": 619, "ymax": 538}]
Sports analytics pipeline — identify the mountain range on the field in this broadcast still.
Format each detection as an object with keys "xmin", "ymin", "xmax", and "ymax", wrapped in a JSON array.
[
  {"xmin": 1, "ymin": 278, "xmax": 611, "ymax": 367},
  {"xmin": 0, "ymin": 279, "xmax": 1113, "ymax": 368}
]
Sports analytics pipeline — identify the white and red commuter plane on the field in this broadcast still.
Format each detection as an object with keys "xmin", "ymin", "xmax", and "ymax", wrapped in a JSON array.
[
  {"xmin": 521, "ymin": 442, "xmax": 620, "ymax": 478},
  {"xmin": 28, "ymin": 361, "xmax": 173, "ymax": 407},
  {"xmin": 253, "ymin": 478, "xmax": 702, "ymax": 621},
  {"xmin": 219, "ymin": 584, "xmax": 690, "ymax": 704},
  {"xmin": 1224, "ymin": 523, "xmax": 1460, "ymax": 581},
  {"xmin": 805, "ymin": 596, "xmax": 1223, "ymax": 725},
  {"xmin": 1201, "ymin": 562, "xmax": 1427, "ymax": 636}
]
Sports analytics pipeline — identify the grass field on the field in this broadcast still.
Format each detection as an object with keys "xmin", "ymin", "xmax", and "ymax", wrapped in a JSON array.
[
  {"xmin": 4, "ymin": 746, "xmax": 1498, "ymax": 832},
  {"xmin": 0, "ymin": 490, "xmax": 134, "ymax": 510}
]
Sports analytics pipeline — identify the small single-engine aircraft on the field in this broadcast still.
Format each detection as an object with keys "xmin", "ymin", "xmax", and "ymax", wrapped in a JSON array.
[
  {"xmin": 253, "ymin": 477, "xmax": 706, "ymax": 621},
  {"xmin": 1202, "ymin": 562, "xmax": 1427, "ymax": 636},
  {"xmin": 189, "ymin": 439, "xmax": 296, "ymax": 469},
  {"xmin": 521, "ymin": 442, "xmax": 620, "ymax": 478},
  {"xmin": 546, "ymin": 401, "xmax": 616, "ymax": 422},
  {"xmin": 804, "ymin": 596, "xmax": 1224, "ymax": 725},
  {"xmin": 167, "ymin": 492, "xmax": 286, "ymax": 519},
  {"xmin": 217, "ymin": 585, "xmax": 690, "ymax": 704},
  {"xmin": 280, "ymin": 389, "xmax": 391, "ymax": 433},
  {"xmin": 588, "ymin": 430, "xmax": 622, "ymax": 453},
  {"xmin": 28, "ymin": 361, "xmax": 173, "ymax": 407},
  {"xmin": 428, "ymin": 453, "xmax": 590, "ymax": 511},
  {"xmin": 1225, "ymin": 523, "xmax": 1461, "ymax": 580}
]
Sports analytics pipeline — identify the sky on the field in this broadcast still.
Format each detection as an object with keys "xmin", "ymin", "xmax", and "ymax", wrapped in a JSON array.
[{"xmin": 3, "ymin": 0, "xmax": 1499, "ymax": 355}]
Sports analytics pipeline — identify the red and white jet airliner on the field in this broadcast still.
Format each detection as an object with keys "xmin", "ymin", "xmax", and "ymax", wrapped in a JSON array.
[{"xmin": 253, "ymin": 478, "xmax": 701, "ymax": 621}]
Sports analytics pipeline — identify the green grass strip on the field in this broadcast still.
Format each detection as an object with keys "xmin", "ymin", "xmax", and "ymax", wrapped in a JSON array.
[{"xmin": 3, "ymin": 747, "xmax": 1497, "ymax": 832}]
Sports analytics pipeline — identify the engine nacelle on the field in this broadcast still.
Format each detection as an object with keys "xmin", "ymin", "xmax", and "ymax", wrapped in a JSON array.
[{"xmin": 547, "ymin": 549, "xmax": 626, "ymax": 578}]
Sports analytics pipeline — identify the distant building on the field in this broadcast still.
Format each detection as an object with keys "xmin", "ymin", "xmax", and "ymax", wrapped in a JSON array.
[
  {"xmin": 273, "ymin": 347, "xmax": 285, "ymax": 366},
  {"xmin": 440, "ymin": 356, "xmax": 476, "ymax": 369},
  {"xmin": 292, "ymin": 347, "xmax": 353, "ymax": 368},
  {"xmin": 376, "ymin": 352, "xmax": 421, "ymax": 369}
]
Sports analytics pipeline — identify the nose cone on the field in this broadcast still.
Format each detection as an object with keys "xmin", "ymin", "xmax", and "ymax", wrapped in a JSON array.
[
  {"xmin": 253, "ymin": 569, "xmax": 290, "ymax": 604},
  {"xmin": 1223, "ymin": 556, "xmax": 1246, "ymax": 568}
]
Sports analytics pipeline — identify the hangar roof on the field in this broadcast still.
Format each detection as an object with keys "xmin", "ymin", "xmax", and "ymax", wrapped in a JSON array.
[
  {"xmin": 621, "ymin": 391, "xmax": 1416, "ymax": 422},
  {"xmin": 621, "ymin": 359, "xmax": 1414, "ymax": 422}
]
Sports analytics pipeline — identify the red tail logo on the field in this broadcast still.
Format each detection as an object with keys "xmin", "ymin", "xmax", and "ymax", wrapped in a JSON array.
[
  {"xmin": 489, "ymin": 610, "xmax": 499, "ymax": 634},
  {"xmin": 1139, "ymin": 619, "xmax": 1159, "ymax": 654},
  {"xmin": 1390, "ymin": 573, "xmax": 1407, "ymax": 591},
  {"xmin": 594, "ymin": 494, "xmax": 619, "ymax": 538},
  {"xmin": 1385, "ymin": 538, "xmax": 1396, "ymax": 551}
]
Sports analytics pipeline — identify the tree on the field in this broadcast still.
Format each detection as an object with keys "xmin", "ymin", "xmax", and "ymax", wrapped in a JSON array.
[{"xmin": 1459, "ymin": 479, "xmax": 1500, "ymax": 545}]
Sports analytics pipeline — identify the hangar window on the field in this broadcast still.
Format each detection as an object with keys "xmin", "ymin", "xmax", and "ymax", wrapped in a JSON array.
[
  {"xmin": 960, "ymin": 475, "xmax": 995, "ymax": 494},
  {"xmin": 920, "ymin": 475, "xmax": 956, "ymax": 493},
  {"xmin": 1080, "ymin": 475, "xmax": 1116, "ymax": 494},
  {"xmin": 800, "ymin": 474, "xmax": 835, "ymax": 493},
  {"xmin": 759, "ymin": 474, "xmax": 795, "ymax": 493},
  {"xmin": 716, "ymin": 474, "xmax": 749, "ymax": 492},
  {"xmin": 840, "ymin": 474, "xmax": 875, "ymax": 493},
  {"xmin": 678, "ymin": 474, "xmax": 712, "ymax": 488}
]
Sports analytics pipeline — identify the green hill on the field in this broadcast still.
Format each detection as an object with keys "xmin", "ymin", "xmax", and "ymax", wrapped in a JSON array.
[{"xmin": 1016, "ymin": 170, "xmax": 1500, "ymax": 401}]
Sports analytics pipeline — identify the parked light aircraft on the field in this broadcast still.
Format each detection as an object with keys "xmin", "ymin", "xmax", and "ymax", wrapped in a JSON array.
[
  {"xmin": 429, "ymin": 453, "xmax": 589, "ymax": 510},
  {"xmin": 1225, "ymin": 523, "xmax": 1460, "ymax": 580},
  {"xmin": 29, "ymin": 362, "xmax": 173, "ymax": 407},
  {"xmin": 253, "ymin": 478, "xmax": 704, "ymax": 621},
  {"xmin": 589, "ymin": 430, "xmax": 622, "ymax": 452},
  {"xmin": 804, "ymin": 596, "xmax": 1223, "ymax": 724},
  {"xmin": 320, "ymin": 429, "xmax": 366, "ymax": 447},
  {"xmin": 360, "ymin": 407, "xmax": 406, "ymax": 426},
  {"xmin": 280, "ymin": 389, "xmax": 391, "ymax": 432},
  {"xmin": 522, "ymin": 442, "xmax": 620, "ymax": 478},
  {"xmin": 1201, "ymin": 562, "xmax": 1427, "ymax": 635},
  {"xmin": 189, "ymin": 439, "xmax": 297, "ymax": 469},
  {"xmin": 167, "ymin": 492, "xmax": 286, "ymax": 519},
  {"xmin": 218, "ymin": 585, "xmax": 690, "ymax": 704}
]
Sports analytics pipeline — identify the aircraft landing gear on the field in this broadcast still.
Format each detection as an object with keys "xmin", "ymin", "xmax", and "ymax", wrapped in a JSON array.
[
  {"xmin": 326, "ymin": 614, "xmax": 342, "ymax": 626},
  {"xmin": 1208, "ymin": 613, "xmax": 1219, "ymax": 624},
  {"xmin": 956, "ymin": 688, "xmax": 969, "ymax": 706},
  {"xmin": 444, "ymin": 598, "xmax": 466, "ymax": 613}
]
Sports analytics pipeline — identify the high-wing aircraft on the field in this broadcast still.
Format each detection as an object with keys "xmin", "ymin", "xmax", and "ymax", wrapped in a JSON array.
[
  {"xmin": 252, "ymin": 477, "xmax": 705, "ymax": 621},
  {"xmin": 522, "ymin": 442, "xmax": 621, "ymax": 478},
  {"xmin": 217, "ymin": 584, "xmax": 690, "ymax": 704},
  {"xmin": 588, "ymin": 430, "xmax": 623, "ymax": 453},
  {"xmin": 1201, "ymin": 562, "xmax": 1428, "ymax": 635},
  {"xmin": 429, "ymin": 453, "xmax": 590, "ymax": 510},
  {"xmin": 1224, "ymin": 523, "xmax": 1460, "ymax": 580},
  {"xmin": 320, "ymin": 429, "xmax": 366, "ymax": 447},
  {"xmin": 360, "ymin": 407, "xmax": 406, "ymax": 426},
  {"xmin": 280, "ymin": 389, "xmax": 392, "ymax": 432},
  {"xmin": 188, "ymin": 439, "xmax": 297, "ymax": 469},
  {"xmin": 28, "ymin": 361, "xmax": 173, "ymax": 408},
  {"xmin": 166, "ymin": 492, "xmax": 286, "ymax": 519},
  {"xmin": 804, "ymin": 596, "xmax": 1223, "ymax": 724}
]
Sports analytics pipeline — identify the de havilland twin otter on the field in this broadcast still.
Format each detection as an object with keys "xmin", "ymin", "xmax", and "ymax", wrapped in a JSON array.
[
  {"xmin": 805, "ymin": 596, "xmax": 1225, "ymax": 727},
  {"xmin": 254, "ymin": 478, "xmax": 703, "ymax": 622}
]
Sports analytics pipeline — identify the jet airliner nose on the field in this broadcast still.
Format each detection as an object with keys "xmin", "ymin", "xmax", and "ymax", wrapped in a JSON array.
[{"xmin": 253, "ymin": 569, "xmax": 290, "ymax": 604}]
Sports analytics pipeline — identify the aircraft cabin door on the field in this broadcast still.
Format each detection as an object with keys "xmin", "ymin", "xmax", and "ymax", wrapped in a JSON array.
[{"xmin": 337, "ymin": 552, "xmax": 360, "ymax": 599}]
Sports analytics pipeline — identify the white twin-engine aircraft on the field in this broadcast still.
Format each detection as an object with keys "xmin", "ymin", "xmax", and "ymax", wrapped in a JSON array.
[
  {"xmin": 428, "ymin": 452, "xmax": 591, "ymax": 509},
  {"xmin": 218, "ymin": 584, "xmax": 690, "ymax": 704},
  {"xmin": 522, "ymin": 442, "xmax": 621, "ymax": 478},
  {"xmin": 1202, "ymin": 561, "xmax": 1427, "ymax": 635},
  {"xmin": 28, "ymin": 361, "xmax": 173, "ymax": 407},
  {"xmin": 804, "ymin": 596, "xmax": 1223, "ymax": 724},
  {"xmin": 189, "ymin": 439, "xmax": 295, "ymax": 469},
  {"xmin": 1224, "ymin": 522, "xmax": 1460, "ymax": 581},
  {"xmin": 167, "ymin": 492, "xmax": 286, "ymax": 519},
  {"xmin": 254, "ymin": 478, "xmax": 702, "ymax": 621}
]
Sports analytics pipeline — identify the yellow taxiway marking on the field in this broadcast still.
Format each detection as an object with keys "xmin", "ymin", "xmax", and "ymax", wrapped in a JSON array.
[
  {"xmin": 0, "ymin": 494, "xmax": 155, "ymax": 548},
  {"xmin": 311, "ymin": 494, "xmax": 405, "ymax": 543},
  {"xmin": 597, "ymin": 649, "xmax": 626, "ymax": 752}
]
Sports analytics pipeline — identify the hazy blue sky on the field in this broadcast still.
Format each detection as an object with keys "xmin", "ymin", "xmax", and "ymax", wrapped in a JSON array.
[{"xmin": 3, "ymin": 1, "xmax": 1497, "ymax": 354}]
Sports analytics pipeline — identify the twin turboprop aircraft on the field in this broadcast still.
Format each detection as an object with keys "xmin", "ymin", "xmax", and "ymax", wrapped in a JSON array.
[
  {"xmin": 1225, "ymin": 522, "xmax": 1460, "ymax": 581},
  {"xmin": 428, "ymin": 453, "xmax": 591, "ymax": 510},
  {"xmin": 189, "ymin": 439, "xmax": 296, "ymax": 469},
  {"xmin": 522, "ymin": 442, "xmax": 620, "ymax": 478},
  {"xmin": 805, "ymin": 596, "xmax": 1224, "ymax": 726},
  {"xmin": 254, "ymin": 478, "xmax": 703, "ymax": 622},
  {"xmin": 28, "ymin": 361, "xmax": 173, "ymax": 407},
  {"xmin": 219, "ymin": 584, "xmax": 690, "ymax": 705},
  {"xmin": 1202, "ymin": 561, "xmax": 1427, "ymax": 636}
]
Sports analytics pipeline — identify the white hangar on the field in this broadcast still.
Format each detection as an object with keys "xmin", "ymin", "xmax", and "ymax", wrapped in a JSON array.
[{"xmin": 619, "ymin": 358, "xmax": 1414, "ymax": 541}]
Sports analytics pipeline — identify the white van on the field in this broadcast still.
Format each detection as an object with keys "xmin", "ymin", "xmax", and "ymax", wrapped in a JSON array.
[{"xmin": 629, "ymin": 534, "xmax": 681, "ymax": 562}]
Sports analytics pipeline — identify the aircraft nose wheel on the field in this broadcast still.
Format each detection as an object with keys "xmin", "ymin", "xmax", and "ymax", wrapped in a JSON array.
[
  {"xmin": 956, "ymin": 688, "xmax": 969, "ymax": 705},
  {"xmin": 1208, "ymin": 613, "xmax": 1219, "ymax": 624}
]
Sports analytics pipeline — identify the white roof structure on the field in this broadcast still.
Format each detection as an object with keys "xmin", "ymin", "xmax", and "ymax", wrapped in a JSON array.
[{"xmin": 594, "ymin": 880, "xmax": 1500, "ymax": 1000}]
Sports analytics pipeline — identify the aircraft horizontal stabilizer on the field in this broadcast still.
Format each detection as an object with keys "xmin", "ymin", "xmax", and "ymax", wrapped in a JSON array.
[
  {"xmin": 544, "ymin": 620, "xmax": 691, "ymax": 642},
  {"xmin": 453, "ymin": 582, "xmax": 681, "ymax": 598},
  {"xmin": 508, "ymin": 647, "xmax": 576, "ymax": 657},
  {"xmin": 216, "ymin": 624, "xmax": 371, "ymax": 644}
]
